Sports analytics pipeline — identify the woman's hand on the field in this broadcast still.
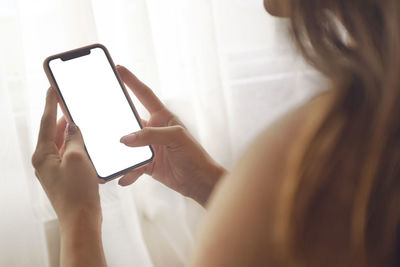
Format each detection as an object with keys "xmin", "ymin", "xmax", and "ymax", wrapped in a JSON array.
[
  {"xmin": 32, "ymin": 88, "xmax": 101, "ymax": 227},
  {"xmin": 117, "ymin": 66, "xmax": 226, "ymax": 207},
  {"xmin": 32, "ymin": 88, "xmax": 106, "ymax": 267}
]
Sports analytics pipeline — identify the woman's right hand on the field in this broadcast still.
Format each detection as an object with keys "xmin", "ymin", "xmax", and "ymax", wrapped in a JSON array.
[{"xmin": 116, "ymin": 66, "xmax": 226, "ymax": 207}]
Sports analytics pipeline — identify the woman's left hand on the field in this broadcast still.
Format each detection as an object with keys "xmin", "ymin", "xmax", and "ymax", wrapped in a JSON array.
[{"xmin": 31, "ymin": 88, "xmax": 101, "ymax": 229}]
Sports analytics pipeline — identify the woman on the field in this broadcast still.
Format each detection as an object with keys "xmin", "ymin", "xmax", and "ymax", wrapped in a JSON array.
[{"xmin": 31, "ymin": 0, "xmax": 400, "ymax": 266}]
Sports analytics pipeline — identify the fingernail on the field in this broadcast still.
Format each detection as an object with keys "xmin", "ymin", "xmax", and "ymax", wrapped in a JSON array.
[
  {"xmin": 120, "ymin": 133, "xmax": 136, "ymax": 144},
  {"xmin": 66, "ymin": 123, "xmax": 77, "ymax": 135}
]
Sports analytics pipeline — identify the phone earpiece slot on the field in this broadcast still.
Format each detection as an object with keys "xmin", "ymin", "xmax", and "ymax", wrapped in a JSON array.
[{"xmin": 60, "ymin": 49, "xmax": 91, "ymax": 61}]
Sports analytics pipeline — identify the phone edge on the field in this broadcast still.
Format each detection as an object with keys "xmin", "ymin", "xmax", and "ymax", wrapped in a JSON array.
[{"xmin": 42, "ymin": 43, "xmax": 155, "ymax": 182}]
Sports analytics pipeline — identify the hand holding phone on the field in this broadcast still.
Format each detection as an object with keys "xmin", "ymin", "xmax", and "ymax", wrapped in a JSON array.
[
  {"xmin": 116, "ymin": 66, "xmax": 227, "ymax": 206},
  {"xmin": 43, "ymin": 44, "xmax": 225, "ymax": 205},
  {"xmin": 44, "ymin": 44, "xmax": 154, "ymax": 181}
]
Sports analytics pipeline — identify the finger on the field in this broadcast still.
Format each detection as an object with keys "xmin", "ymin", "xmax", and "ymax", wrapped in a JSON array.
[
  {"xmin": 55, "ymin": 116, "xmax": 67, "ymax": 150},
  {"xmin": 37, "ymin": 88, "xmax": 58, "ymax": 147},
  {"xmin": 118, "ymin": 165, "xmax": 147, "ymax": 186},
  {"xmin": 141, "ymin": 118, "xmax": 148, "ymax": 127},
  {"xmin": 116, "ymin": 65, "xmax": 165, "ymax": 114},
  {"xmin": 63, "ymin": 123, "xmax": 86, "ymax": 157},
  {"xmin": 120, "ymin": 125, "xmax": 187, "ymax": 148}
]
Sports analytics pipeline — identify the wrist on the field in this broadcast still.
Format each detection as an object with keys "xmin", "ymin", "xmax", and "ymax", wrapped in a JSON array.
[
  {"xmin": 59, "ymin": 208, "xmax": 106, "ymax": 267},
  {"xmin": 189, "ymin": 160, "xmax": 227, "ymax": 207},
  {"xmin": 59, "ymin": 207, "xmax": 102, "ymax": 236}
]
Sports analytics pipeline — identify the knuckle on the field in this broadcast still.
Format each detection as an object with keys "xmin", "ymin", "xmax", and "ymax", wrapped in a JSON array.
[
  {"xmin": 167, "ymin": 115, "xmax": 181, "ymax": 126},
  {"xmin": 172, "ymin": 125, "xmax": 186, "ymax": 137},
  {"xmin": 31, "ymin": 151, "xmax": 45, "ymax": 169},
  {"xmin": 140, "ymin": 127, "xmax": 152, "ymax": 137},
  {"xmin": 64, "ymin": 151, "xmax": 85, "ymax": 163}
]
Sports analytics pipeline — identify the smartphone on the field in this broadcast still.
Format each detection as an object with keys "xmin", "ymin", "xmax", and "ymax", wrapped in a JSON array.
[{"xmin": 43, "ymin": 43, "xmax": 154, "ymax": 181}]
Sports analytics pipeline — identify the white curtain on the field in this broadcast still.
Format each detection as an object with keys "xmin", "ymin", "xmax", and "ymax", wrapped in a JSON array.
[{"xmin": 0, "ymin": 0, "xmax": 323, "ymax": 266}]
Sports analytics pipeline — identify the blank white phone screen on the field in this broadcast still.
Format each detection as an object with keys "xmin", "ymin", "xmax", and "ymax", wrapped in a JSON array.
[{"xmin": 49, "ymin": 47, "xmax": 153, "ymax": 178}]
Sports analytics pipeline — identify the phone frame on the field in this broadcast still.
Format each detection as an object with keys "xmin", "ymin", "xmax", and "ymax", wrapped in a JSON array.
[{"xmin": 43, "ymin": 43, "xmax": 154, "ymax": 181}]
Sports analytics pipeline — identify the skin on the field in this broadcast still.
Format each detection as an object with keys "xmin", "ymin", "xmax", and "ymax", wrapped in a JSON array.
[
  {"xmin": 264, "ymin": 0, "xmax": 290, "ymax": 17},
  {"xmin": 33, "ymin": 68, "xmax": 332, "ymax": 266},
  {"xmin": 32, "ymin": 90, "xmax": 106, "ymax": 267},
  {"xmin": 32, "ymin": 67, "xmax": 228, "ymax": 267},
  {"xmin": 32, "ymin": 1, "xmax": 319, "ymax": 266},
  {"xmin": 116, "ymin": 66, "xmax": 226, "ymax": 207}
]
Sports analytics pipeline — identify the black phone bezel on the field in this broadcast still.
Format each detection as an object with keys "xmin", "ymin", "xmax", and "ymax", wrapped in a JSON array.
[{"xmin": 44, "ymin": 43, "xmax": 154, "ymax": 181}]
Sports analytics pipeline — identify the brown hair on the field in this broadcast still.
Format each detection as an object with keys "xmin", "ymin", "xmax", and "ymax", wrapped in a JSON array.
[{"xmin": 276, "ymin": 1, "xmax": 400, "ymax": 266}]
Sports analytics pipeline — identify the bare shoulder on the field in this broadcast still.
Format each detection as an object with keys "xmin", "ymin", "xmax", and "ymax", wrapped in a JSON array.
[
  {"xmin": 247, "ymin": 90, "xmax": 334, "ymax": 171},
  {"xmin": 190, "ymin": 91, "xmax": 334, "ymax": 267}
]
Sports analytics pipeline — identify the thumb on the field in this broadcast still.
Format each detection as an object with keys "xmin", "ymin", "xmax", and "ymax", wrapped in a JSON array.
[{"xmin": 63, "ymin": 123, "xmax": 85, "ymax": 155}]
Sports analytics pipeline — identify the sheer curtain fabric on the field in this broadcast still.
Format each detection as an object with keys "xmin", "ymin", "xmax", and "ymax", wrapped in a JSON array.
[{"xmin": 0, "ymin": 0, "xmax": 322, "ymax": 266}]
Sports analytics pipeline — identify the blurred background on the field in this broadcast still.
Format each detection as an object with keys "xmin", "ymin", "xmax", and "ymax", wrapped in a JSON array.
[{"xmin": 0, "ymin": 0, "xmax": 323, "ymax": 266}]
